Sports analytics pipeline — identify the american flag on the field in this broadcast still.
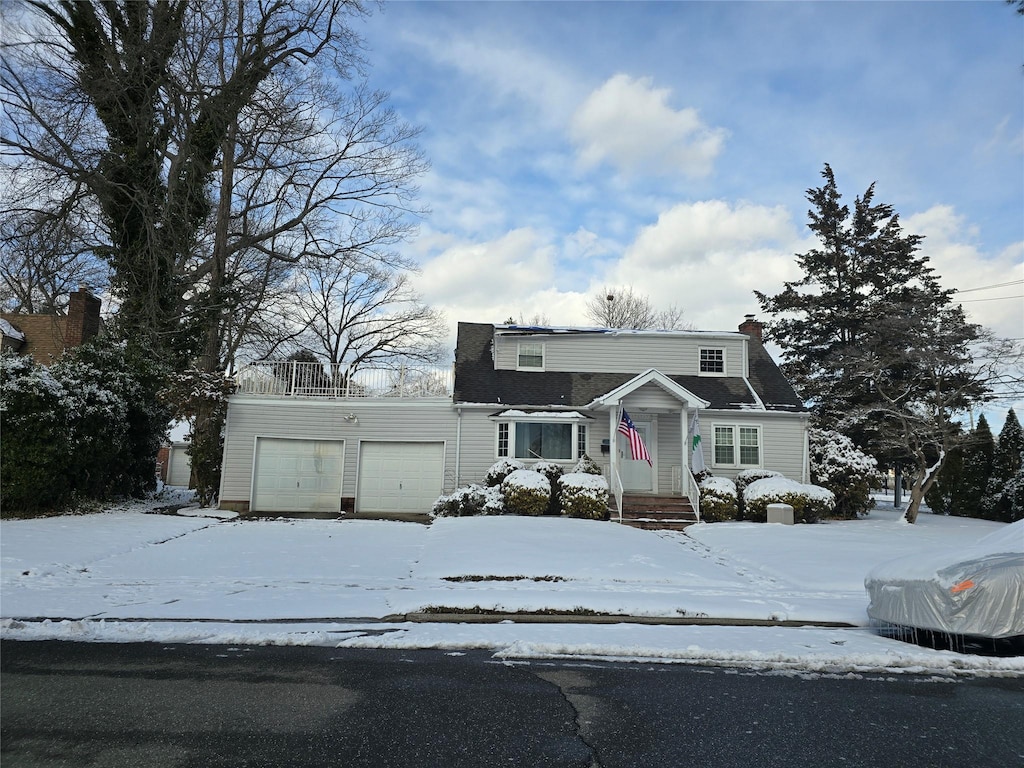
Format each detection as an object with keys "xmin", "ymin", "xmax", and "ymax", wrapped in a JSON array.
[{"xmin": 617, "ymin": 409, "xmax": 652, "ymax": 466}]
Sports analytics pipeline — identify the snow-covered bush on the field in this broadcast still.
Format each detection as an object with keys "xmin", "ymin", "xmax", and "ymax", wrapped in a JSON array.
[
  {"xmin": 501, "ymin": 469, "xmax": 550, "ymax": 516},
  {"xmin": 559, "ymin": 472, "xmax": 610, "ymax": 520},
  {"xmin": 431, "ymin": 484, "xmax": 504, "ymax": 517},
  {"xmin": 743, "ymin": 477, "xmax": 835, "ymax": 524},
  {"xmin": 1, "ymin": 339, "xmax": 170, "ymax": 516},
  {"xmin": 484, "ymin": 458, "xmax": 526, "ymax": 487},
  {"xmin": 734, "ymin": 469, "xmax": 783, "ymax": 519},
  {"xmin": 532, "ymin": 461, "xmax": 565, "ymax": 514},
  {"xmin": 809, "ymin": 428, "xmax": 879, "ymax": 519},
  {"xmin": 572, "ymin": 454, "xmax": 603, "ymax": 476},
  {"xmin": 698, "ymin": 476, "xmax": 738, "ymax": 522}
]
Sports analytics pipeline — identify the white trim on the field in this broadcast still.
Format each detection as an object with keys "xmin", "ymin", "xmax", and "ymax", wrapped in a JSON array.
[
  {"xmin": 698, "ymin": 347, "xmax": 727, "ymax": 377},
  {"xmin": 493, "ymin": 419, "xmax": 586, "ymax": 462},
  {"xmin": 710, "ymin": 422, "xmax": 764, "ymax": 469},
  {"xmin": 589, "ymin": 368, "xmax": 711, "ymax": 410}
]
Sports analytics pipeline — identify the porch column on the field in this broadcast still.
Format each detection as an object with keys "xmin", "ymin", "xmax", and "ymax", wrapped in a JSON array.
[
  {"xmin": 608, "ymin": 407, "xmax": 620, "ymax": 517},
  {"xmin": 680, "ymin": 407, "xmax": 689, "ymax": 498}
]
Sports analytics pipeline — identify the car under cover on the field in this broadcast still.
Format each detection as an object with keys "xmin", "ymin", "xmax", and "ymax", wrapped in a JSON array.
[{"xmin": 865, "ymin": 520, "xmax": 1024, "ymax": 640}]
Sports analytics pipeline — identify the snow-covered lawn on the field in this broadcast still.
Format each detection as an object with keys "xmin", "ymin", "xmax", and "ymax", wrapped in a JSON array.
[{"xmin": 2, "ymin": 496, "xmax": 1020, "ymax": 677}]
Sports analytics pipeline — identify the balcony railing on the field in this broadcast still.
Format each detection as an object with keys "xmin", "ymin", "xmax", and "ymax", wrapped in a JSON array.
[{"xmin": 235, "ymin": 360, "xmax": 453, "ymax": 399}]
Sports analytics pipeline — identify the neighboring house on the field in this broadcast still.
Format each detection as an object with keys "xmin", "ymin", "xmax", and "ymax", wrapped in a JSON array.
[
  {"xmin": 0, "ymin": 287, "xmax": 102, "ymax": 362},
  {"xmin": 218, "ymin": 317, "xmax": 810, "ymax": 518},
  {"xmin": 157, "ymin": 442, "xmax": 194, "ymax": 488}
]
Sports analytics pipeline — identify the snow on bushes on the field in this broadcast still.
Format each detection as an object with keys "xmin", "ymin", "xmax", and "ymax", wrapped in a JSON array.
[
  {"xmin": 533, "ymin": 461, "xmax": 565, "ymax": 515},
  {"xmin": 734, "ymin": 469, "xmax": 783, "ymax": 518},
  {"xmin": 501, "ymin": 469, "xmax": 550, "ymax": 516},
  {"xmin": 1, "ymin": 340, "xmax": 170, "ymax": 515},
  {"xmin": 484, "ymin": 459, "xmax": 526, "ymax": 487},
  {"xmin": 432, "ymin": 484, "xmax": 504, "ymax": 517},
  {"xmin": 559, "ymin": 472, "xmax": 609, "ymax": 520},
  {"xmin": 809, "ymin": 428, "xmax": 879, "ymax": 519},
  {"xmin": 743, "ymin": 477, "xmax": 835, "ymax": 524},
  {"xmin": 572, "ymin": 454, "xmax": 603, "ymax": 476},
  {"xmin": 698, "ymin": 476, "xmax": 738, "ymax": 522}
]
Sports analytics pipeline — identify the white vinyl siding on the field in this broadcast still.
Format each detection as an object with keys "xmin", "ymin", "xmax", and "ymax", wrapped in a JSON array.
[
  {"xmin": 166, "ymin": 444, "xmax": 192, "ymax": 487},
  {"xmin": 494, "ymin": 332, "xmax": 747, "ymax": 377}
]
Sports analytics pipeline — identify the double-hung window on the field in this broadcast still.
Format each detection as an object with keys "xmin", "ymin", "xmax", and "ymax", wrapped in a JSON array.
[
  {"xmin": 699, "ymin": 348, "xmax": 725, "ymax": 375},
  {"xmin": 495, "ymin": 417, "xmax": 588, "ymax": 461},
  {"xmin": 517, "ymin": 342, "xmax": 544, "ymax": 370},
  {"xmin": 712, "ymin": 424, "xmax": 761, "ymax": 467}
]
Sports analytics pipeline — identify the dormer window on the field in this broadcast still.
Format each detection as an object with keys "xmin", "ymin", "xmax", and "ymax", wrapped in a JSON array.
[
  {"xmin": 699, "ymin": 348, "xmax": 725, "ymax": 375},
  {"xmin": 517, "ymin": 342, "xmax": 544, "ymax": 370}
]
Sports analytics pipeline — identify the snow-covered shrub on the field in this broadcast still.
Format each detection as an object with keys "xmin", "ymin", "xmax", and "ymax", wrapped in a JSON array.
[
  {"xmin": 734, "ymin": 469, "xmax": 783, "ymax": 519},
  {"xmin": 533, "ymin": 461, "xmax": 565, "ymax": 514},
  {"xmin": 501, "ymin": 469, "xmax": 550, "ymax": 516},
  {"xmin": 743, "ymin": 477, "xmax": 835, "ymax": 524},
  {"xmin": 431, "ymin": 484, "xmax": 504, "ymax": 517},
  {"xmin": 484, "ymin": 458, "xmax": 526, "ymax": 487},
  {"xmin": 809, "ymin": 428, "xmax": 879, "ymax": 519},
  {"xmin": 0, "ymin": 339, "xmax": 170, "ymax": 516},
  {"xmin": 698, "ymin": 476, "xmax": 738, "ymax": 522},
  {"xmin": 0, "ymin": 353, "xmax": 74, "ymax": 513},
  {"xmin": 559, "ymin": 472, "xmax": 609, "ymax": 520},
  {"xmin": 572, "ymin": 454, "xmax": 603, "ymax": 476}
]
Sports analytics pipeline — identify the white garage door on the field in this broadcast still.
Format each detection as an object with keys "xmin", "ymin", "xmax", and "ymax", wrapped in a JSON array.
[
  {"xmin": 252, "ymin": 438, "xmax": 344, "ymax": 513},
  {"xmin": 358, "ymin": 442, "xmax": 444, "ymax": 513}
]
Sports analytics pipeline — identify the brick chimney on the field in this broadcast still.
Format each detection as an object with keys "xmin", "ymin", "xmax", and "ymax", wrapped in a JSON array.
[
  {"xmin": 738, "ymin": 314, "xmax": 763, "ymax": 341},
  {"xmin": 66, "ymin": 287, "xmax": 101, "ymax": 347}
]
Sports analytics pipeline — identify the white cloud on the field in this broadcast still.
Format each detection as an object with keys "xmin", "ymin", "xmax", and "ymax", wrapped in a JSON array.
[
  {"xmin": 412, "ymin": 228, "xmax": 559, "ymax": 326},
  {"xmin": 905, "ymin": 205, "xmax": 1024, "ymax": 342},
  {"xmin": 570, "ymin": 74, "xmax": 728, "ymax": 178}
]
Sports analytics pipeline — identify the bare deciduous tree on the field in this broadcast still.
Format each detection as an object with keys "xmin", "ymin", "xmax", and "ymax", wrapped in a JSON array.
[{"xmin": 584, "ymin": 286, "xmax": 691, "ymax": 330}]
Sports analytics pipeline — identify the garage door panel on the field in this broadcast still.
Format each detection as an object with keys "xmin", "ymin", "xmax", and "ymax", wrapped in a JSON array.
[
  {"xmin": 252, "ymin": 438, "xmax": 343, "ymax": 513},
  {"xmin": 358, "ymin": 442, "xmax": 444, "ymax": 514}
]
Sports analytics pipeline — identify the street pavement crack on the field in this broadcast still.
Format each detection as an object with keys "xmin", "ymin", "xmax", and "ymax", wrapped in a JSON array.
[{"xmin": 531, "ymin": 668, "xmax": 605, "ymax": 768}]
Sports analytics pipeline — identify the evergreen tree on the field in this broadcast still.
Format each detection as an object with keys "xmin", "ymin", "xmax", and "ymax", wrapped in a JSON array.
[
  {"xmin": 757, "ymin": 165, "xmax": 994, "ymax": 523},
  {"xmin": 957, "ymin": 415, "xmax": 995, "ymax": 518},
  {"xmin": 982, "ymin": 409, "xmax": 1024, "ymax": 522}
]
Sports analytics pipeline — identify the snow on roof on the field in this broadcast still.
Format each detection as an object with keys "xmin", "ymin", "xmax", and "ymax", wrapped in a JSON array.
[
  {"xmin": 1, "ymin": 318, "xmax": 25, "ymax": 341},
  {"xmin": 494, "ymin": 409, "xmax": 588, "ymax": 419},
  {"xmin": 495, "ymin": 324, "xmax": 742, "ymax": 339}
]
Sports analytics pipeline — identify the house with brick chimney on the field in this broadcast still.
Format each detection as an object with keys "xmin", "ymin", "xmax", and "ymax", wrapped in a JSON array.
[
  {"xmin": 1, "ymin": 287, "xmax": 102, "ymax": 363},
  {"xmin": 218, "ymin": 316, "xmax": 810, "ymax": 522}
]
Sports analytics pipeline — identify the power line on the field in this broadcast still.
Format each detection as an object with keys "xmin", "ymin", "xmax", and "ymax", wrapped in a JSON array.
[
  {"xmin": 958, "ymin": 294, "xmax": 1024, "ymax": 303},
  {"xmin": 954, "ymin": 280, "xmax": 1024, "ymax": 294}
]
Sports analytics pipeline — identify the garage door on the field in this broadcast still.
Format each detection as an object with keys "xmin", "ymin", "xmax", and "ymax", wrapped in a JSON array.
[
  {"xmin": 358, "ymin": 442, "xmax": 444, "ymax": 513},
  {"xmin": 252, "ymin": 438, "xmax": 344, "ymax": 513}
]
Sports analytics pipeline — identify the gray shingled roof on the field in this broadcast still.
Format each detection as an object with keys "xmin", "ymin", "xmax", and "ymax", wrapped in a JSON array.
[{"xmin": 453, "ymin": 322, "xmax": 807, "ymax": 412}]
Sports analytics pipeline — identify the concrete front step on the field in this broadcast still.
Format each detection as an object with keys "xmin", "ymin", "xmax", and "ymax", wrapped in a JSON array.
[{"xmin": 617, "ymin": 518, "xmax": 696, "ymax": 531}]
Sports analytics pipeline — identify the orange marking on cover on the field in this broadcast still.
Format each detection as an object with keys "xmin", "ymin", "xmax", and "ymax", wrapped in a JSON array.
[{"xmin": 950, "ymin": 580, "xmax": 975, "ymax": 593}]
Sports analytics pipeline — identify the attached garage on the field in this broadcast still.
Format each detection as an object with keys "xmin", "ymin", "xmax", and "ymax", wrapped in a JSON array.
[
  {"xmin": 357, "ymin": 441, "xmax": 445, "ymax": 514},
  {"xmin": 251, "ymin": 437, "xmax": 344, "ymax": 513}
]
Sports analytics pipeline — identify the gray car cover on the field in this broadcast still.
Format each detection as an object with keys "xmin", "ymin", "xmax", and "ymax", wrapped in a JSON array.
[{"xmin": 865, "ymin": 520, "xmax": 1024, "ymax": 639}]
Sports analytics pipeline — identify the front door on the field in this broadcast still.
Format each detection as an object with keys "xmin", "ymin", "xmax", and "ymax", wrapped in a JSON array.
[{"xmin": 619, "ymin": 420, "xmax": 654, "ymax": 492}]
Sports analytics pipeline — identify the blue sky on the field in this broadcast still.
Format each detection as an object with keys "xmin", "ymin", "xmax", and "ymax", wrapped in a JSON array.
[{"xmin": 356, "ymin": 1, "xmax": 1023, "ymax": 356}]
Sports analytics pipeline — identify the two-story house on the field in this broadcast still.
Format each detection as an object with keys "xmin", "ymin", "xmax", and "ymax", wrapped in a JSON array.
[{"xmin": 217, "ymin": 317, "xmax": 809, "ymax": 518}]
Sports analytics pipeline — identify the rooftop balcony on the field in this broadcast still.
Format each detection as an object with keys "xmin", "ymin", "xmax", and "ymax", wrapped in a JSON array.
[{"xmin": 234, "ymin": 360, "xmax": 453, "ymax": 399}]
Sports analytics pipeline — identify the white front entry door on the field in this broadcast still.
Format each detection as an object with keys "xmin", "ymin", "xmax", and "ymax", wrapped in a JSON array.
[{"xmin": 619, "ymin": 420, "xmax": 654, "ymax": 492}]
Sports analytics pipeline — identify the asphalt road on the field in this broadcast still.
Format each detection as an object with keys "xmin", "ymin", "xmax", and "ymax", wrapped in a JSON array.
[{"xmin": 2, "ymin": 640, "xmax": 1022, "ymax": 768}]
